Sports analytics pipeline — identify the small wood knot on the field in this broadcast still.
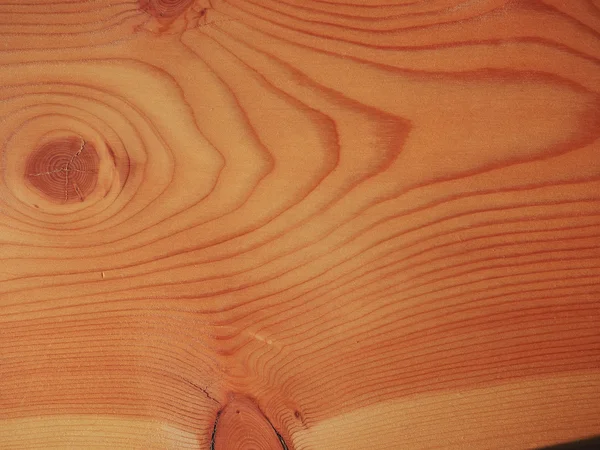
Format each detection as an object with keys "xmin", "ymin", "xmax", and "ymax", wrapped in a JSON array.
[
  {"xmin": 139, "ymin": 0, "xmax": 195, "ymax": 20},
  {"xmin": 25, "ymin": 136, "xmax": 99, "ymax": 203},
  {"xmin": 213, "ymin": 395, "xmax": 289, "ymax": 449}
]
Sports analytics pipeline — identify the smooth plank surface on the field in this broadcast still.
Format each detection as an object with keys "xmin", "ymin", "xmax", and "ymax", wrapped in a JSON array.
[{"xmin": 1, "ymin": 0, "xmax": 599, "ymax": 448}]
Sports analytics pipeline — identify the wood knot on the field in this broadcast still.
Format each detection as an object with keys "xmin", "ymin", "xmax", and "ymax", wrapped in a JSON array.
[
  {"xmin": 25, "ymin": 136, "xmax": 99, "ymax": 203},
  {"xmin": 139, "ymin": 0, "xmax": 196, "ymax": 20},
  {"xmin": 137, "ymin": 0, "xmax": 213, "ymax": 33},
  {"xmin": 212, "ymin": 395, "xmax": 289, "ymax": 449}
]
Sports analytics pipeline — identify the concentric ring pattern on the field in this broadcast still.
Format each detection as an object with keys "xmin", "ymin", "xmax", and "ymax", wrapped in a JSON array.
[{"xmin": 1, "ymin": 0, "xmax": 600, "ymax": 449}]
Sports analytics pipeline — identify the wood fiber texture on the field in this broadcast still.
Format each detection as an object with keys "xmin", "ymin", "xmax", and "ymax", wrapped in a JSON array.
[{"xmin": 1, "ymin": 0, "xmax": 599, "ymax": 448}]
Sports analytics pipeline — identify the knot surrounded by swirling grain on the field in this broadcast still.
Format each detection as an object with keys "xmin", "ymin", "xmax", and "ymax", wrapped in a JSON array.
[
  {"xmin": 139, "ymin": 0, "xmax": 195, "ymax": 19},
  {"xmin": 25, "ymin": 136, "xmax": 99, "ymax": 203}
]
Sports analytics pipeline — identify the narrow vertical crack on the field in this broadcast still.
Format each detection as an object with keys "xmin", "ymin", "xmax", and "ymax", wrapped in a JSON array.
[
  {"xmin": 65, "ymin": 139, "xmax": 86, "ymax": 203},
  {"xmin": 268, "ymin": 419, "xmax": 289, "ymax": 450},
  {"xmin": 64, "ymin": 161, "xmax": 69, "ymax": 202},
  {"xmin": 210, "ymin": 410, "xmax": 221, "ymax": 450},
  {"xmin": 73, "ymin": 182, "xmax": 84, "ymax": 202},
  {"xmin": 68, "ymin": 138, "xmax": 86, "ymax": 165}
]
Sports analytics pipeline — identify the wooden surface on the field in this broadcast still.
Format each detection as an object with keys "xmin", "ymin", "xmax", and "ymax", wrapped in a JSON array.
[{"xmin": 1, "ymin": 0, "xmax": 600, "ymax": 448}]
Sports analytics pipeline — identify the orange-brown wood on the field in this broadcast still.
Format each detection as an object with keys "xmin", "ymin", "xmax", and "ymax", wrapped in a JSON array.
[
  {"xmin": 213, "ymin": 395, "xmax": 285, "ymax": 449},
  {"xmin": 1, "ymin": 0, "xmax": 599, "ymax": 448}
]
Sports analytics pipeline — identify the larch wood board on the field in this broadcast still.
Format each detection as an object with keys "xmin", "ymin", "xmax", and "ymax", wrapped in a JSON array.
[{"xmin": 1, "ymin": 0, "xmax": 600, "ymax": 449}]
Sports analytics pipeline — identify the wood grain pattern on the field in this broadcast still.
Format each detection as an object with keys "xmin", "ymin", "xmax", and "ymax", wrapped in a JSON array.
[{"xmin": 0, "ymin": 0, "xmax": 599, "ymax": 448}]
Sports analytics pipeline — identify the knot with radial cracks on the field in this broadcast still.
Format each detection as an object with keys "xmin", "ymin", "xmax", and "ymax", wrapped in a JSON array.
[{"xmin": 25, "ymin": 136, "xmax": 100, "ymax": 203}]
